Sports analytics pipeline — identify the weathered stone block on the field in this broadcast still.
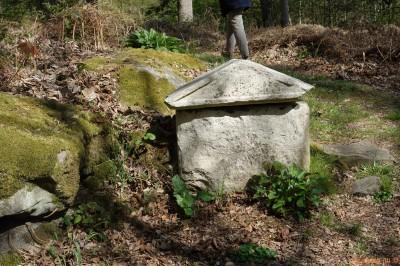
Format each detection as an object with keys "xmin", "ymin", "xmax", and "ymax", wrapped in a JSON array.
[{"xmin": 176, "ymin": 101, "xmax": 310, "ymax": 192}]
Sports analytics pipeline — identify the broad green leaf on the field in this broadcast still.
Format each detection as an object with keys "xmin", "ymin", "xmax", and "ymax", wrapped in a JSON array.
[{"xmin": 197, "ymin": 191, "xmax": 215, "ymax": 202}]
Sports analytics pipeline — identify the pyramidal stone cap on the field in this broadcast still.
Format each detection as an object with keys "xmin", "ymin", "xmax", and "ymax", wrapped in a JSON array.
[{"xmin": 165, "ymin": 59, "xmax": 313, "ymax": 110}]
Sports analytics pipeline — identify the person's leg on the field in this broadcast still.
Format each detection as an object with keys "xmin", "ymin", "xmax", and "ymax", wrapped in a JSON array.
[
  {"xmin": 229, "ymin": 9, "xmax": 250, "ymax": 59},
  {"xmin": 224, "ymin": 12, "xmax": 236, "ymax": 58}
]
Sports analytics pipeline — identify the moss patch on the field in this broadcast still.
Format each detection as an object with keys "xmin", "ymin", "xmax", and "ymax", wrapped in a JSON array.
[
  {"xmin": 119, "ymin": 67, "xmax": 176, "ymax": 114},
  {"xmin": 0, "ymin": 93, "xmax": 101, "ymax": 201},
  {"xmin": 0, "ymin": 252, "xmax": 22, "ymax": 266},
  {"xmin": 114, "ymin": 48, "xmax": 206, "ymax": 79},
  {"xmin": 83, "ymin": 48, "xmax": 207, "ymax": 114}
]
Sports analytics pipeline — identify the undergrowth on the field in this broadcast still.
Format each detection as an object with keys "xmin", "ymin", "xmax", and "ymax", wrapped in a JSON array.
[
  {"xmin": 126, "ymin": 28, "xmax": 185, "ymax": 52},
  {"xmin": 172, "ymin": 175, "xmax": 215, "ymax": 217},
  {"xmin": 228, "ymin": 243, "xmax": 277, "ymax": 264},
  {"xmin": 247, "ymin": 162, "xmax": 332, "ymax": 220},
  {"xmin": 356, "ymin": 162, "xmax": 397, "ymax": 203}
]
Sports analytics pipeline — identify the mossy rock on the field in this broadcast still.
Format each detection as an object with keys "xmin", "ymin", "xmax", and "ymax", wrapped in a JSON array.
[
  {"xmin": 0, "ymin": 92, "xmax": 103, "ymax": 208},
  {"xmin": 84, "ymin": 48, "xmax": 207, "ymax": 114}
]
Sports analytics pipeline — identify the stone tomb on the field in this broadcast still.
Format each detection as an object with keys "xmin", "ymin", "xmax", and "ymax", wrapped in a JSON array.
[{"xmin": 165, "ymin": 59, "xmax": 313, "ymax": 192}]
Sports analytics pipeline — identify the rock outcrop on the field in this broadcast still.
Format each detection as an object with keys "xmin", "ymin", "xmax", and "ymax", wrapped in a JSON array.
[{"xmin": 0, "ymin": 92, "xmax": 110, "ymax": 219}]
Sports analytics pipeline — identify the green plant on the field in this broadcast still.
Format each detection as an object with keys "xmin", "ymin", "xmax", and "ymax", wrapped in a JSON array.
[
  {"xmin": 338, "ymin": 222, "xmax": 363, "ymax": 237},
  {"xmin": 386, "ymin": 110, "xmax": 400, "ymax": 121},
  {"xmin": 373, "ymin": 191, "xmax": 393, "ymax": 203},
  {"xmin": 126, "ymin": 28, "xmax": 184, "ymax": 52},
  {"xmin": 48, "ymin": 245, "xmax": 67, "ymax": 266},
  {"xmin": 63, "ymin": 202, "xmax": 110, "ymax": 240},
  {"xmin": 228, "ymin": 243, "xmax": 277, "ymax": 264},
  {"xmin": 73, "ymin": 240, "xmax": 82, "ymax": 266},
  {"xmin": 172, "ymin": 175, "xmax": 215, "ymax": 217},
  {"xmin": 357, "ymin": 162, "xmax": 396, "ymax": 203},
  {"xmin": 248, "ymin": 162, "xmax": 328, "ymax": 219},
  {"xmin": 319, "ymin": 211, "xmax": 336, "ymax": 228},
  {"xmin": 297, "ymin": 47, "xmax": 313, "ymax": 59}
]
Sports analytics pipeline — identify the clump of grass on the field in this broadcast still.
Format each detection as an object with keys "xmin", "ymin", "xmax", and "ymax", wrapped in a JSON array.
[
  {"xmin": 310, "ymin": 145, "xmax": 337, "ymax": 194},
  {"xmin": 354, "ymin": 240, "xmax": 369, "ymax": 255},
  {"xmin": 319, "ymin": 211, "xmax": 336, "ymax": 228},
  {"xmin": 386, "ymin": 110, "xmax": 400, "ymax": 121},
  {"xmin": 356, "ymin": 162, "xmax": 397, "ymax": 203},
  {"xmin": 339, "ymin": 222, "xmax": 363, "ymax": 237},
  {"xmin": 318, "ymin": 212, "xmax": 364, "ymax": 238}
]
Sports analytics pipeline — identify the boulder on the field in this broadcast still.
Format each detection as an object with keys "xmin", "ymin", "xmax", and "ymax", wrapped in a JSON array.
[
  {"xmin": 0, "ymin": 222, "xmax": 56, "ymax": 255},
  {"xmin": 0, "ymin": 185, "xmax": 62, "ymax": 218},
  {"xmin": 319, "ymin": 141, "xmax": 395, "ymax": 167},
  {"xmin": 176, "ymin": 102, "xmax": 310, "ymax": 192},
  {"xmin": 352, "ymin": 176, "xmax": 381, "ymax": 195},
  {"xmin": 0, "ymin": 92, "xmax": 109, "ymax": 219},
  {"xmin": 84, "ymin": 48, "xmax": 207, "ymax": 114}
]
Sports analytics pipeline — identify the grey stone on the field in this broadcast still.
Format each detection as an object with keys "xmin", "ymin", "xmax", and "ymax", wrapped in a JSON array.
[
  {"xmin": 0, "ymin": 222, "xmax": 50, "ymax": 255},
  {"xmin": 165, "ymin": 59, "xmax": 313, "ymax": 109},
  {"xmin": 352, "ymin": 176, "xmax": 381, "ymax": 195},
  {"xmin": 320, "ymin": 141, "xmax": 396, "ymax": 167},
  {"xmin": 176, "ymin": 101, "xmax": 310, "ymax": 192},
  {"xmin": 0, "ymin": 185, "xmax": 61, "ymax": 218}
]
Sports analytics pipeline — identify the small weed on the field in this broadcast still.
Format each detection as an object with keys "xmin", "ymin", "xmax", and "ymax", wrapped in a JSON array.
[
  {"xmin": 73, "ymin": 240, "xmax": 82, "ymax": 266},
  {"xmin": 319, "ymin": 212, "xmax": 336, "ymax": 228},
  {"xmin": 228, "ymin": 243, "xmax": 277, "ymax": 264},
  {"xmin": 373, "ymin": 191, "xmax": 393, "ymax": 203},
  {"xmin": 172, "ymin": 175, "xmax": 215, "ymax": 217},
  {"xmin": 354, "ymin": 240, "xmax": 369, "ymax": 255},
  {"xmin": 126, "ymin": 28, "xmax": 185, "ymax": 52},
  {"xmin": 63, "ymin": 202, "xmax": 110, "ymax": 241},
  {"xmin": 301, "ymin": 228, "xmax": 314, "ymax": 240},
  {"xmin": 247, "ymin": 162, "xmax": 329, "ymax": 220},
  {"xmin": 357, "ymin": 162, "xmax": 396, "ymax": 180},
  {"xmin": 386, "ymin": 110, "xmax": 400, "ymax": 121},
  {"xmin": 48, "ymin": 245, "xmax": 67, "ymax": 266},
  {"xmin": 385, "ymin": 236, "xmax": 400, "ymax": 247},
  {"xmin": 297, "ymin": 47, "xmax": 313, "ymax": 59},
  {"xmin": 338, "ymin": 222, "xmax": 363, "ymax": 237}
]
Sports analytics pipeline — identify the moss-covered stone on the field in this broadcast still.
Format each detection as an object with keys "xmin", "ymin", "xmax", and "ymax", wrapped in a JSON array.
[
  {"xmin": 119, "ymin": 67, "xmax": 176, "ymax": 114},
  {"xmin": 0, "ymin": 92, "xmax": 100, "ymax": 203},
  {"xmin": 114, "ymin": 48, "xmax": 206, "ymax": 80},
  {"xmin": 83, "ymin": 48, "xmax": 207, "ymax": 114},
  {"xmin": 84, "ymin": 160, "xmax": 117, "ymax": 190}
]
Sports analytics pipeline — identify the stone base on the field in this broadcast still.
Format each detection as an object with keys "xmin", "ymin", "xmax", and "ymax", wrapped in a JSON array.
[{"xmin": 176, "ymin": 101, "xmax": 310, "ymax": 192}]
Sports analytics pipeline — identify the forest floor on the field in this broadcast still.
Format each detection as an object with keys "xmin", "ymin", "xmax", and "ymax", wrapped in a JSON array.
[{"xmin": 1, "ymin": 24, "xmax": 400, "ymax": 266}]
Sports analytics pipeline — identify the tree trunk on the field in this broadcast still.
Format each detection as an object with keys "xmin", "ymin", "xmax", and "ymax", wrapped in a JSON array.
[
  {"xmin": 178, "ymin": 0, "xmax": 193, "ymax": 22},
  {"xmin": 281, "ymin": 0, "xmax": 290, "ymax": 27},
  {"xmin": 260, "ymin": 0, "xmax": 273, "ymax": 27}
]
